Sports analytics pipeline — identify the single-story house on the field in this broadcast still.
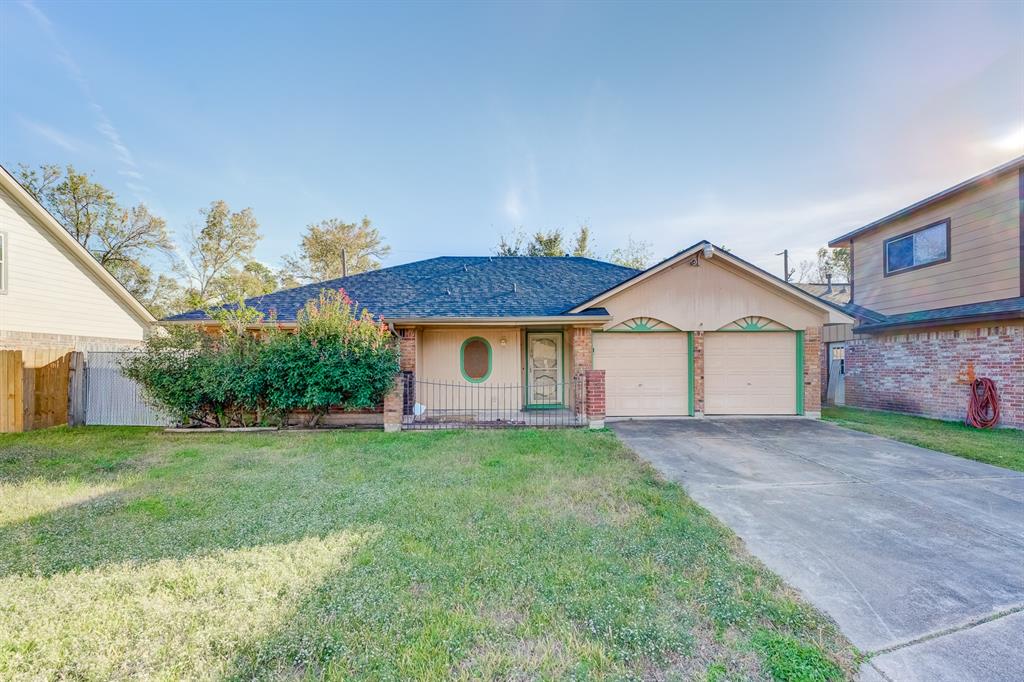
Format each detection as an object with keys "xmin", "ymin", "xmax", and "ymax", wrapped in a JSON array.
[{"xmin": 167, "ymin": 241, "xmax": 853, "ymax": 427}]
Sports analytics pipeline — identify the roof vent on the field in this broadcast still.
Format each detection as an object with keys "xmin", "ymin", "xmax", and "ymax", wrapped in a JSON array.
[{"xmin": 825, "ymin": 273, "xmax": 833, "ymax": 294}]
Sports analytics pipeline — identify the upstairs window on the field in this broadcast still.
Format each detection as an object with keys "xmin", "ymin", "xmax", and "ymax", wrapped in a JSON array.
[
  {"xmin": 884, "ymin": 219, "xmax": 950, "ymax": 275},
  {"xmin": 0, "ymin": 232, "xmax": 6, "ymax": 293}
]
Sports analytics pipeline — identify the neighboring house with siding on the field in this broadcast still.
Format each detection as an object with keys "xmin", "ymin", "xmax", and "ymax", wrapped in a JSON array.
[
  {"xmin": 827, "ymin": 155, "xmax": 1024, "ymax": 428},
  {"xmin": 168, "ymin": 242, "xmax": 853, "ymax": 425},
  {"xmin": 0, "ymin": 164, "xmax": 155, "ymax": 353}
]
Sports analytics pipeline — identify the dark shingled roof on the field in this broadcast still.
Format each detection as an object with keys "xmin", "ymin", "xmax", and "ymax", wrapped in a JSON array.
[
  {"xmin": 164, "ymin": 256, "xmax": 640, "ymax": 322},
  {"xmin": 846, "ymin": 297, "xmax": 1024, "ymax": 333}
]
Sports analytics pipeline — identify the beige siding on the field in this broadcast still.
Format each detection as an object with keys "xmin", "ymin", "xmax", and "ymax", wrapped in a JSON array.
[
  {"xmin": 593, "ymin": 332, "xmax": 689, "ymax": 416},
  {"xmin": 852, "ymin": 171, "xmax": 1021, "ymax": 315},
  {"xmin": 704, "ymin": 332, "xmax": 796, "ymax": 415},
  {"xmin": 0, "ymin": 187, "xmax": 146, "ymax": 343},
  {"xmin": 419, "ymin": 327, "xmax": 525, "ymax": 411},
  {"xmin": 420, "ymin": 327, "xmax": 523, "ymax": 384},
  {"xmin": 599, "ymin": 257, "xmax": 830, "ymax": 332}
]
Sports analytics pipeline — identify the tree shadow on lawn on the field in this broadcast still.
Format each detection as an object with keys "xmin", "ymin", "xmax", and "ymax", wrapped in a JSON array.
[
  {"xmin": 0, "ymin": 430, "xmax": 409, "ymax": 578},
  {"xmin": 0, "ymin": 427, "xmax": 856, "ymax": 679}
]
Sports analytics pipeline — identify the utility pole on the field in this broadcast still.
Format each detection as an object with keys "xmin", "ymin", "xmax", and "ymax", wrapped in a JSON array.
[
  {"xmin": 341, "ymin": 248, "xmax": 348, "ymax": 278},
  {"xmin": 775, "ymin": 249, "xmax": 789, "ymax": 282}
]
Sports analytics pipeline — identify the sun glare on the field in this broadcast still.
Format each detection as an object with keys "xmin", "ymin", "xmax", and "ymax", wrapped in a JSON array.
[{"xmin": 990, "ymin": 126, "xmax": 1024, "ymax": 153}]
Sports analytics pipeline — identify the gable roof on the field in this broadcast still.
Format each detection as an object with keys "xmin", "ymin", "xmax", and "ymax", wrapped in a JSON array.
[
  {"xmin": 165, "ymin": 256, "xmax": 639, "ymax": 323},
  {"xmin": 829, "ymin": 155, "xmax": 1024, "ymax": 247},
  {"xmin": 845, "ymin": 296, "xmax": 1024, "ymax": 333},
  {"xmin": 794, "ymin": 281, "xmax": 851, "ymax": 306},
  {"xmin": 568, "ymin": 241, "xmax": 855, "ymax": 323},
  {"xmin": 0, "ymin": 164, "xmax": 156, "ymax": 325}
]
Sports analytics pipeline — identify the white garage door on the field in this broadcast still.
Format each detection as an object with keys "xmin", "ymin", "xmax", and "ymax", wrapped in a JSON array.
[
  {"xmin": 593, "ymin": 333, "xmax": 689, "ymax": 416},
  {"xmin": 704, "ymin": 332, "xmax": 797, "ymax": 415}
]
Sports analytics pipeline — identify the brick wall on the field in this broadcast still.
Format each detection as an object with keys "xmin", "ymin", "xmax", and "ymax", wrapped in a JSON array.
[
  {"xmin": 383, "ymin": 375, "xmax": 404, "ymax": 432},
  {"xmin": 845, "ymin": 323, "xmax": 1023, "ymax": 428},
  {"xmin": 0, "ymin": 329, "xmax": 142, "ymax": 352},
  {"xmin": 584, "ymin": 369, "xmax": 605, "ymax": 425},
  {"xmin": 803, "ymin": 326, "xmax": 822, "ymax": 414},
  {"xmin": 398, "ymin": 328, "xmax": 417, "ymax": 372},
  {"xmin": 571, "ymin": 327, "xmax": 593, "ymax": 373}
]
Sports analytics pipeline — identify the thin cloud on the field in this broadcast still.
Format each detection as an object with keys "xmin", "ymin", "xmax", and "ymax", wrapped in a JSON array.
[
  {"xmin": 657, "ymin": 184, "xmax": 936, "ymax": 272},
  {"xmin": 503, "ymin": 187, "xmax": 524, "ymax": 220},
  {"xmin": 20, "ymin": 0, "xmax": 147, "ymax": 197},
  {"xmin": 18, "ymin": 117, "xmax": 81, "ymax": 152}
]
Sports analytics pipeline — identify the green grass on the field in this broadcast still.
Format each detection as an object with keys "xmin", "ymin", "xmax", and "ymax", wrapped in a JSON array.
[
  {"xmin": 823, "ymin": 406, "xmax": 1024, "ymax": 472},
  {"xmin": 0, "ymin": 427, "xmax": 854, "ymax": 680}
]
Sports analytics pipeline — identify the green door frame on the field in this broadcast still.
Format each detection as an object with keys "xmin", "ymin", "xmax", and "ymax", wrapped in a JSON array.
[{"xmin": 524, "ymin": 330, "xmax": 565, "ymax": 409}]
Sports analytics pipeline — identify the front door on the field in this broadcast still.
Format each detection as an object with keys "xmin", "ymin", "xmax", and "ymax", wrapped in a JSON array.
[{"xmin": 527, "ymin": 332, "xmax": 562, "ymax": 407}]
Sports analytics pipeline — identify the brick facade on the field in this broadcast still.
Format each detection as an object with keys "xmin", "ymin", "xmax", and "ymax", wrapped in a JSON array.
[
  {"xmin": 584, "ymin": 369, "xmax": 606, "ymax": 428},
  {"xmin": 398, "ymin": 328, "xmax": 417, "ymax": 372},
  {"xmin": 383, "ymin": 375, "xmax": 404, "ymax": 432},
  {"xmin": 803, "ymin": 326, "xmax": 822, "ymax": 415},
  {"xmin": 571, "ymin": 327, "xmax": 593, "ymax": 373},
  {"xmin": 845, "ymin": 323, "xmax": 1023, "ymax": 429},
  {"xmin": 0, "ymin": 329, "xmax": 142, "ymax": 353},
  {"xmin": 692, "ymin": 331, "xmax": 704, "ymax": 415}
]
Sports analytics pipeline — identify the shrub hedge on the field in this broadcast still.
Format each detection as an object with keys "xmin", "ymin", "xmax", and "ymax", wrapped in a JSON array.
[{"xmin": 123, "ymin": 289, "xmax": 400, "ymax": 427}]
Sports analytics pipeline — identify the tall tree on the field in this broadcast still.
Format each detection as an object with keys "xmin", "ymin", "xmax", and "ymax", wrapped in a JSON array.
[
  {"xmin": 571, "ymin": 223, "xmax": 595, "ymax": 258},
  {"xmin": 494, "ymin": 228, "xmax": 526, "ymax": 256},
  {"xmin": 17, "ymin": 163, "xmax": 174, "ymax": 302},
  {"xmin": 177, "ymin": 200, "xmax": 261, "ymax": 306},
  {"xmin": 280, "ymin": 217, "xmax": 389, "ymax": 283},
  {"xmin": 210, "ymin": 261, "xmax": 279, "ymax": 303},
  {"xmin": 495, "ymin": 226, "xmax": 591, "ymax": 257},
  {"xmin": 795, "ymin": 247, "xmax": 851, "ymax": 283},
  {"xmin": 526, "ymin": 229, "xmax": 566, "ymax": 256},
  {"xmin": 608, "ymin": 236, "xmax": 653, "ymax": 270}
]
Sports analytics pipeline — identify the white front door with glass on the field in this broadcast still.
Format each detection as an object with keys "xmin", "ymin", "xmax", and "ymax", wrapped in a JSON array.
[{"xmin": 527, "ymin": 332, "xmax": 562, "ymax": 406}]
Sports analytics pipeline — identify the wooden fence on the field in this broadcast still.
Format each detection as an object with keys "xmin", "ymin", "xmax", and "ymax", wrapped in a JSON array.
[{"xmin": 0, "ymin": 349, "xmax": 84, "ymax": 433}]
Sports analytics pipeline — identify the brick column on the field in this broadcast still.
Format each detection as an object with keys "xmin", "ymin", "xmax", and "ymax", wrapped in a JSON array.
[
  {"xmin": 571, "ymin": 327, "xmax": 593, "ymax": 372},
  {"xmin": 692, "ymin": 331, "xmax": 705, "ymax": 417},
  {"xmin": 585, "ymin": 369, "xmax": 605, "ymax": 429},
  {"xmin": 383, "ymin": 375, "xmax": 404, "ymax": 432},
  {"xmin": 803, "ymin": 326, "xmax": 822, "ymax": 417},
  {"xmin": 398, "ymin": 327, "xmax": 417, "ymax": 372}
]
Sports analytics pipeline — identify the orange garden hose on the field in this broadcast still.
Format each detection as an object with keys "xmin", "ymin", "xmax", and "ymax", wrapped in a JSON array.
[{"xmin": 966, "ymin": 377, "xmax": 1000, "ymax": 429}]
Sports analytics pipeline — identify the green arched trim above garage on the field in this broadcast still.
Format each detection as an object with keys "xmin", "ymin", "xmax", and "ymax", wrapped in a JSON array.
[
  {"xmin": 718, "ymin": 316, "xmax": 791, "ymax": 331},
  {"xmin": 605, "ymin": 317, "xmax": 680, "ymax": 332}
]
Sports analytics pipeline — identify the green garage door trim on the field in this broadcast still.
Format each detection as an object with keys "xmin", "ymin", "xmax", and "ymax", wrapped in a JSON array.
[
  {"xmin": 795, "ymin": 330, "xmax": 804, "ymax": 415},
  {"xmin": 687, "ymin": 331, "xmax": 695, "ymax": 417}
]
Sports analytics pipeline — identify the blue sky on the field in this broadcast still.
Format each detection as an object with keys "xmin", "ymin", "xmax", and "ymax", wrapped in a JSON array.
[{"xmin": 2, "ymin": 0, "xmax": 1022, "ymax": 277}]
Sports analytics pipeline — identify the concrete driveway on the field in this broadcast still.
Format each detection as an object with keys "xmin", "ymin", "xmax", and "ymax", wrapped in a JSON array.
[{"xmin": 610, "ymin": 418, "xmax": 1024, "ymax": 682}]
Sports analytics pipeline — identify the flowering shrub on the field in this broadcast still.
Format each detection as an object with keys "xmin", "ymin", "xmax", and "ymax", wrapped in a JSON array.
[
  {"xmin": 262, "ymin": 289, "xmax": 399, "ymax": 425},
  {"xmin": 124, "ymin": 289, "xmax": 399, "ymax": 427}
]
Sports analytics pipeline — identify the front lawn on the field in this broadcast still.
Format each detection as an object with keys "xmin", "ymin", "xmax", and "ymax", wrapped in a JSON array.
[
  {"xmin": 0, "ymin": 427, "xmax": 854, "ymax": 680},
  {"xmin": 823, "ymin": 406, "xmax": 1024, "ymax": 472}
]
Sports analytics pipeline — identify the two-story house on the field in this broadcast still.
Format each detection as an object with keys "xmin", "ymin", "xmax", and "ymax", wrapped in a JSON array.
[{"xmin": 827, "ymin": 155, "xmax": 1023, "ymax": 428}]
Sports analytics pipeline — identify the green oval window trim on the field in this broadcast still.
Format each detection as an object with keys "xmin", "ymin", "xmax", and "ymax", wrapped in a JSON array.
[{"xmin": 460, "ymin": 337, "xmax": 492, "ymax": 383}]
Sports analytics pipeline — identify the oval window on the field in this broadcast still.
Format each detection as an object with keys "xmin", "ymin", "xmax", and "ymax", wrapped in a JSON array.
[{"xmin": 461, "ymin": 337, "xmax": 492, "ymax": 382}]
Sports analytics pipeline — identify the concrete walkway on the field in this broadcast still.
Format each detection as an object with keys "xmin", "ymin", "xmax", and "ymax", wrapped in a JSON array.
[{"xmin": 610, "ymin": 418, "xmax": 1024, "ymax": 682}]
